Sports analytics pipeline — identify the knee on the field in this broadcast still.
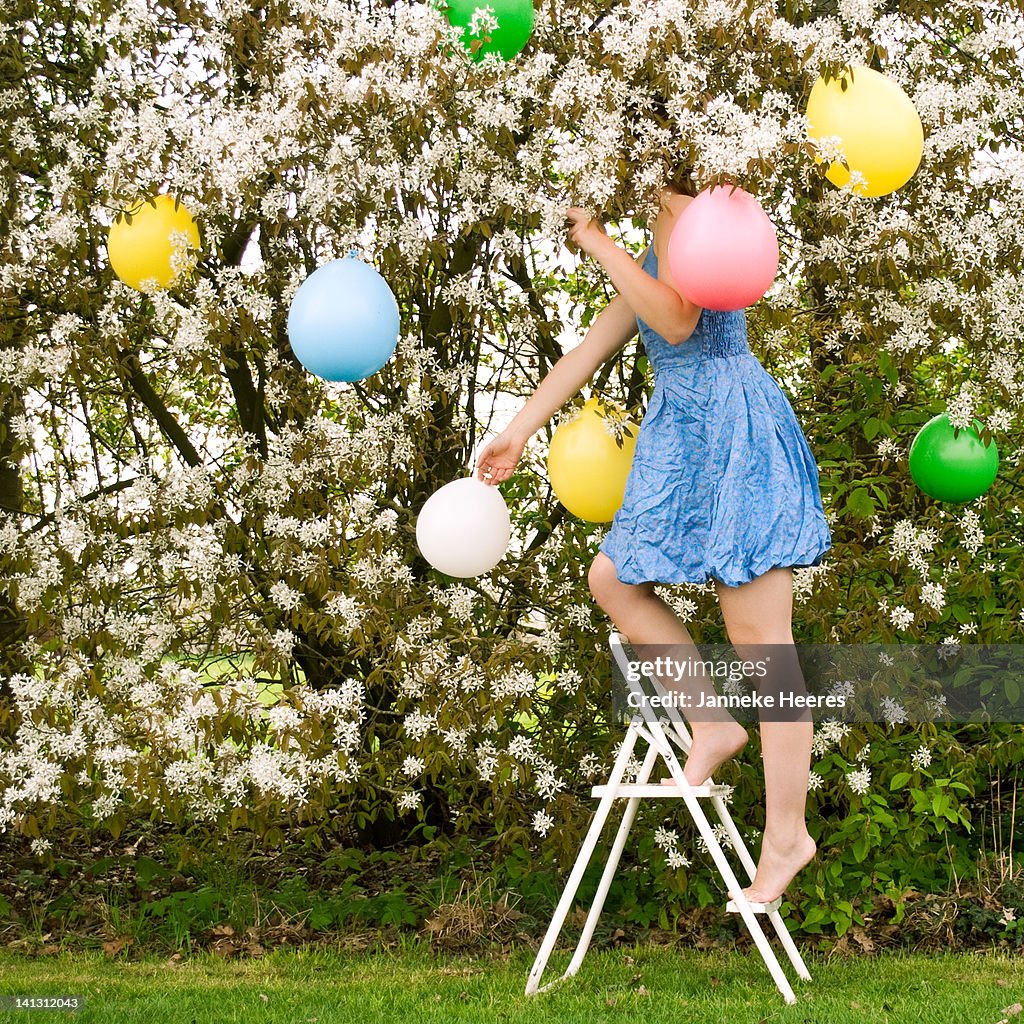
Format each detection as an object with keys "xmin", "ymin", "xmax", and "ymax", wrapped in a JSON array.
[
  {"xmin": 726, "ymin": 629, "xmax": 796, "ymax": 649},
  {"xmin": 587, "ymin": 553, "xmax": 621, "ymax": 605}
]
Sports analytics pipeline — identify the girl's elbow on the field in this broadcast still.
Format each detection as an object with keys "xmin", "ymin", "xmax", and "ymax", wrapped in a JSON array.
[
  {"xmin": 665, "ymin": 325, "xmax": 696, "ymax": 346},
  {"xmin": 666, "ymin": 311, "xmax": 702, "ymax": 346}
]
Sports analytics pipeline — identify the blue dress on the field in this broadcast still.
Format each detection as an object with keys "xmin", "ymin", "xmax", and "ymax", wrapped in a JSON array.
[{"xmin": 598, "ymin": 246, "xmax": 833, "ymax": 588}]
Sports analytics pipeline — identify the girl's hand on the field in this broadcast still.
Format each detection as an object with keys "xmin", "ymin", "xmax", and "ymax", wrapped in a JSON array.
[
  {"xmin": 475, "ymin": 431, "xmax": 527, "ymax": 485},
  {"xmin": 565, "ymin": 207, "xmax": 610, "ymax": 258}
]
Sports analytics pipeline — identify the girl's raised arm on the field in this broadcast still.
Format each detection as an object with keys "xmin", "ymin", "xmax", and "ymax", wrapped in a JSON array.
[
  {"xmin": 475, "ymin": 263, "xmax": 644, "ymax": 485},
  {"xmin": 566, "ymin": 208, "xmax": 701, "ymax": 345}
]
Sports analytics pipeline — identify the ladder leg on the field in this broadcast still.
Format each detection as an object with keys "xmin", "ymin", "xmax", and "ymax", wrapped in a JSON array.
[
  {"xmin": 724, "ymin": 888, "xmax": 799, "ymax": 1004},
  {"xmin": 765, "ymin": 905, "xmax": 812, "ymax": 982},
  {"xmin": 646, "ymin": 650, "xmax": 812, "ymax": 992},
  {"xmin": 526, "ymin": 722, "xmax": 640, "ymax": 995},
  {"xmin": 709, "ymin": 797, "xmax": 812, "ymax": 981},
  {"xmin": 650, "ymin": 721, "xmax": 798, "ymax": 1006},
  {"xmin": 563, "ymin": 741, "xmax": 660, "ymax": 978}
]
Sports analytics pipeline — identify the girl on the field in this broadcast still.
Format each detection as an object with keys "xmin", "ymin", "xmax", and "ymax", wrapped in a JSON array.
[{"xmin": 475, "ymin": 173, "xmax": 832, "ymax": 905}]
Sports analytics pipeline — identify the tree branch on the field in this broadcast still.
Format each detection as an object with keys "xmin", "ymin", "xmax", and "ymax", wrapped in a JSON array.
[{"xmin": 116, "ymin": 347, "xmax": 202, "ymax": 467}]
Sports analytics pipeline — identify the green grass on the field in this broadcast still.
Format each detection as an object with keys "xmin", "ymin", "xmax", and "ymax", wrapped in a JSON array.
[{"xmin": 0, "ymin": 941, "xmax": 1021, "ymax": 1023}]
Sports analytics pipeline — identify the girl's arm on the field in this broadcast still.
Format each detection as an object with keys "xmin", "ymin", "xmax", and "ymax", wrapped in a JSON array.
[
  {"xmin": 475, "ymin": 288, "xmax": 641, "ymax": 484},
  {"xmin": 503, "ymin": 290, "xmax": 640, "ymax": 445},
  {"xmin": 566, "ymin": 209, "xmax": 702, "ymax": 345}
]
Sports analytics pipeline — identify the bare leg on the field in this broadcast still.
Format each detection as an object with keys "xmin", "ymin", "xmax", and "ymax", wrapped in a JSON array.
[
  {"xmin": 715, "ymin": 568, "xmax": 817, "ymax": 903},
  {"xmin": 588, "ymin": 554, "xmax": 748, "ymax": 787},
  {"xmin": 746, "ymin": 717, "xmax": 817, "ymax": 902}
]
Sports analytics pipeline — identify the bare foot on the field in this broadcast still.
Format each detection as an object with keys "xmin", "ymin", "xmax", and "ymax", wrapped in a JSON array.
[
  {"xmin": 738, "ymin": 830, "xmax": 817, "ymax": 904},
  {"xmin": 659, "ymin": 720, "xmax": 749, "ymax": 787}
]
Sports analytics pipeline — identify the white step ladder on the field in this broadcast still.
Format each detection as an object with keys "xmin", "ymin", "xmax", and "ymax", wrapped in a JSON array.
[{"xmin": 525, "ymin": 630, "xmax": 811, "ymax": 1005}]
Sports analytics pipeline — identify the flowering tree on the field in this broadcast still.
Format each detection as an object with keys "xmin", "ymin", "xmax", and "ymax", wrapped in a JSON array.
[{"xmin": 1, "ymin": 0, "xmax": 1023, "ymax": 920}]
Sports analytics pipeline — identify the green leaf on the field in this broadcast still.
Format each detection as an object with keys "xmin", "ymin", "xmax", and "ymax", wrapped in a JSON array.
[
  {"xmin": 1005, "ymin": 677, "xmax": 1020, "ymax": 705},
  {"xmin": 803, "ymin": 904, "xmax": 827, "ymax": 926},
  {"xmin": 877, "ymin": 350, "xmax": 899, "ymax": 386},
  {"xmin": 890, "ymin": 772, "xmax": 911, "ymax": 790},
  {"xmin": 845, "ymin": 487, "xmax": 876, "ymax": 519}
]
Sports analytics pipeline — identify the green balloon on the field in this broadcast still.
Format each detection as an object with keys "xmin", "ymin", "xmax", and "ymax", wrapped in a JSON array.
[
  {"xmin": 443, "ymin": 0, "xmax": 535, "ymax": 61},
  {"xmin": 908, "ymin": 412, "xmax": 998, "ymax": 503}
]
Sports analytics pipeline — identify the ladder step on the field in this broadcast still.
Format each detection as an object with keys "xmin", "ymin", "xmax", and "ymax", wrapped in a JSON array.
[
  {"xmin": 726, "ymin": 895, "xmax": 782, "ymax": 914},
  {"xmin": 590, "ymin": 782, "xmax": 729, "ymax": 799}
]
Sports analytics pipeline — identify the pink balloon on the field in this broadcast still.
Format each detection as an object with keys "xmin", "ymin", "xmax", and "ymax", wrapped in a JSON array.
[{"xmin": 667, "ymin": 185, "xmax": 780, "ymax": 311}]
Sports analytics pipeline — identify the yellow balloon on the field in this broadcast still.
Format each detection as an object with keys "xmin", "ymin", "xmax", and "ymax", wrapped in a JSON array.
[
  {"xmin": 806, "ymin": 64, "xmax": 924, "ymax": 197},
  {"xmin": 107, "ymin": 194, "xmax": 201, "ymax": 291},
  {"xmin": 547, "ymin": 396, "xmax": 638, "ymax": 523}
]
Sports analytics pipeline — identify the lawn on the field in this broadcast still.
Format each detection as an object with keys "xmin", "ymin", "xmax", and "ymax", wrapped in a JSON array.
[{"xmin": 0, "ymin": 941, "xmax": 1021, "ymax": 1023}]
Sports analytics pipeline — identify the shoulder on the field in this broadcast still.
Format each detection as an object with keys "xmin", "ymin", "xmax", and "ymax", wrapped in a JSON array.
[
  {"xmin": 651, "ymin": 193, "xmax": 703, "ymax": 331},
  {"xmin": 652, "ymin": 193, "xmax": 693, "ymax": 257}
]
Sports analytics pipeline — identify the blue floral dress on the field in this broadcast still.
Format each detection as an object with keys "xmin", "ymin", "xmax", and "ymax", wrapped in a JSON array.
[{"xmin": 598, "ymin": 246, "xmax": 832, "ymax": 588}]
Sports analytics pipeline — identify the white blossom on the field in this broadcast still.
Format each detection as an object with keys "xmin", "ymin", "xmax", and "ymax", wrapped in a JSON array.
[
  {"xmin": 266, "ymin": 706, "xmax": 302, "ymax": 733},
  {"xmin": 712, "ymin": 823, "xmax": 733, "ymax": 850},
  {"xmin": 532, "ymin": 810, "xmax": 554, "ymax": 836},
  {"xmin": 920, "ymin": 582, "xmax": 946, "ymax": 612},
  {"xmin": 880, "ymin": 697, "xmax": 908, "ymax": 724},
  {"xmin": 846, "ymin": 767, "xmax": 872, "ymax": 796},
  {"xmin": 960, "ymin": 509, "xmax": 985, "ymax": 555},
  {"xmin": 269, "ymin": 581, "xmax": 302, "ymax": 612},
  {"xmin": 507, "ymin": 735, "xmax": 536, "ymax": 762},
  {"xmin": 811, "ymin": 720, "xmax": 850, "ymax": 757},
  {"xmin": 397, "ymin": 790, "xmax": 421, "ymax": 813},
  {"xmin": 430, "ymin": 583, "xmax": 478, "ymax": 623},
  {"xmin": 890, "ymin": 605, "xmax": 915, "ymax": 631},
  {"xmin": 654, "ymin": 825, "xmax": 680, "ymax": 850},
  {"xmin": 666, "ymin": 848, "xmax": 691, "ymax": 869},
  {"xmin": 323, "ymin": 592, "xmax": 367, "ymax": 635},
  {"xmin": 911, "ymin": 744, "xmax": 932, "ymax": 771},
  {"xmin": 270, "ymin": 629, "xmax": 296, "ymax": 658},
  {"xmin": 889, "ymin": 521, "xmax": 940, "ymax": 576},
  {"xmin": 4, "ymin": 0, "xmax": 1022, "ymax": 852},
  {"xmin": 403, "ymin": 710, "xmax": 437, "ymax": 741}
]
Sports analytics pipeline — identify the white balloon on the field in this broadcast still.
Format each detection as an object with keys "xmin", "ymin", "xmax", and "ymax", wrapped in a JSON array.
[{"xmin": 415, "ymin": 476, "xmax": 511, "ymax": 578}]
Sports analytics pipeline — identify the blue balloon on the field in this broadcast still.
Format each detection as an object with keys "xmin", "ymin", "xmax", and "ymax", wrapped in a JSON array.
[{"xmin": 287, "ymin": 256, "xmax": 400, "ymax": 382}]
